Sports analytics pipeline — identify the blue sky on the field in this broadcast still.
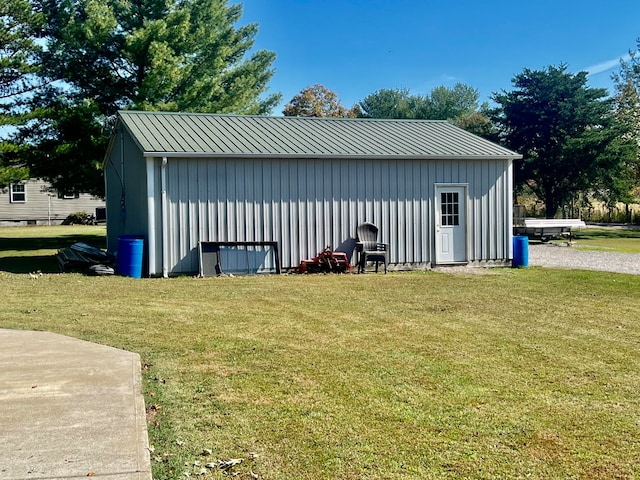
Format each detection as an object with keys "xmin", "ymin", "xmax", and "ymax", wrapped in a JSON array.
[{"xmin": 240, "ymin": 0, "xmax": 640, "ymax": 114}]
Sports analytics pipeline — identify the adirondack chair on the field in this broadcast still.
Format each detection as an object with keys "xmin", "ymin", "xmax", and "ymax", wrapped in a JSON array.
[{"xmin": 356, "ymin": 222, "xmax": 388, "ymax": 274}]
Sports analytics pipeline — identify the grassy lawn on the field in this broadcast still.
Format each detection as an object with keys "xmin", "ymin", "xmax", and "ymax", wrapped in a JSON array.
[
  {"xmin": 564, "ymin": 226, "xmax": 640, "ymax": 253},
  {"xmin": 0, "ymin": 225, "xmax": 106, "ymax": 273},
  {"xmin": 2, "ymin": 226, "xmax": 640, "ymax": 479}
]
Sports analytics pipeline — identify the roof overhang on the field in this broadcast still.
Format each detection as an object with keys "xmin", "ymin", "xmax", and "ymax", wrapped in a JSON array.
[{"xmin": 142, "ymin": 152, "xmax": 523, "ymax": 161}]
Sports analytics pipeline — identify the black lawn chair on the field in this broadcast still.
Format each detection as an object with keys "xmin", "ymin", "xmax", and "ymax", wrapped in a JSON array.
[{"xmin": 356, "ymin": 222, "xmax": 388, "ymax": 274}]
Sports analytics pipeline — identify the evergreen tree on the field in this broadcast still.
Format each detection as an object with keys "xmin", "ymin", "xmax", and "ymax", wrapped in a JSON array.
[
  {"xmin": 492, "ymin": 64, "xmax": 637, "ymax": 218},
  {"xmin": 0, "ymin": 0, "xmax": 45, "ymax": 186},
  {"xmin": 20, "ymin": 0, "xmax": 281, "ymax": 196}
]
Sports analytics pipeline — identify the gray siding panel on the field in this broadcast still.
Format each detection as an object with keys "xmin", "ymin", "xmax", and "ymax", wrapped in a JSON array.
[{"xmin": 159, "ymin": 157, "xmax": 512, "ymax": 274}]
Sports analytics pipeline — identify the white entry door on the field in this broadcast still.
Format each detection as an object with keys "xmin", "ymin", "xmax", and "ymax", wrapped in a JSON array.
[{"xmin": 435, "ymin": 185, "xmax": 468, "ymax": 264}]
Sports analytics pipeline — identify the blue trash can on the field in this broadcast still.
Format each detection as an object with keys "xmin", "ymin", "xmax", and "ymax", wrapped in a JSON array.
[
  {"xmin": 512, "ymin": 235, "xmax": 529, "ymax": 268},
  {"xmin": 117, "ymin": 235, "xmax": 144, "ymax": 278}
]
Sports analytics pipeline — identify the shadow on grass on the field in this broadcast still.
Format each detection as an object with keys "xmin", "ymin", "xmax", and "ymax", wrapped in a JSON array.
[
  {"xmin": 0, "ymin": 233, "xmax": 106, "ymax": 252},
  {"xmin": 0, "ymin": 255, "xmax": 60, "ymax": 274},
  {"xmin": 0, "ymin": 232, "xmax": 107, "ymax": 274}
]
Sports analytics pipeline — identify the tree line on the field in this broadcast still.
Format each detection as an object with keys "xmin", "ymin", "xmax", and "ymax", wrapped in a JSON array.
[
  {"xmin": 1, "ymin": 0, "xmax": 639, "ymax": 219},
  {"xmin": 284, "ymin": 65, "xmax": 640, "ymax": 219}
]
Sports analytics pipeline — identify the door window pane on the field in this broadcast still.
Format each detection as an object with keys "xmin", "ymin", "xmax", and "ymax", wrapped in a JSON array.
[{"xmin": 441, "ymin": 192, "xmax": 459, "ymax": 226}]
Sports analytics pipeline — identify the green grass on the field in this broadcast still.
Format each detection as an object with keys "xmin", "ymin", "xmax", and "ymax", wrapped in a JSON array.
[
  {"xmin": 2, "ymin": 226, "xmax": 640, "ymax": 479},
  {"xmin": 566, "ymin": 227, "xmax": 640, "ymax": 253},
  {"xmin": 0, "ymin": 225, "xmax": 106, "ymax": 273}
]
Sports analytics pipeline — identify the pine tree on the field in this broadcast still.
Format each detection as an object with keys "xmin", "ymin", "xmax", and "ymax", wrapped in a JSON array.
[
  {"xmin": 0, "ymin": 0, "xmax": 45, "ymax": 186},
  {"xmin": 21, "ymin": 0, "xmax": 281, "ymax": 195}
]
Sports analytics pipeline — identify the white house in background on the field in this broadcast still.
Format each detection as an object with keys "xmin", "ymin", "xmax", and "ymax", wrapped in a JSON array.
[
  {"xmin": 0, "ymin": 178, "xmax": 105, "ymax": 226},
  {"xmin": 104, "ymin": 111, "xmax": 522, "ymax": 277}
]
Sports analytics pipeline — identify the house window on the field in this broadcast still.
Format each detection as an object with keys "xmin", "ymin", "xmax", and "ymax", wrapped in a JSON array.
[
  {"xmin": 58, "ymin": 191, "xmax": 80, "ymax": 199},
  {"xmin": 10, "ymin": 183, "xmax": 26, "ymax": 203}
]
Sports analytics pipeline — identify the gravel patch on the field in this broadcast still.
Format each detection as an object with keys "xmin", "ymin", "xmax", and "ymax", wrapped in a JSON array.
[{"xmin": 529, "ymin": 243, "xmax": 640, "ymax": 275}]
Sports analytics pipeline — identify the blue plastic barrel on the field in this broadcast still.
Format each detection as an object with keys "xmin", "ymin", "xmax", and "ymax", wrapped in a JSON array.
[
  {"xmin": 117, "ymin": 236, "xmax": 144, "ymax": 278},
  {"xmin": 512, "ymin": 235, "xmax": 529, "ymax": 268}
]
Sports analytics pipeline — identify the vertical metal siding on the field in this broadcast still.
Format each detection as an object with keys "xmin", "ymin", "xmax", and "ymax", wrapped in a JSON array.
[
  {"xmin": 105, "ymin": 131, "xmax": 149, "ymax": 259},
  {"xmin": 463, "ymin": 158, "xmax": 513, "ymax": 263},
  {"xmin": 159, "ymin": 156, "xmax": 512, "ymax": 274}
]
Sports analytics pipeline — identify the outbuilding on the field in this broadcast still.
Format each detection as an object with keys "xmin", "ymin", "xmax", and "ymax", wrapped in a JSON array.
[{"xmin": 104, "ymin": 111, "xmax": 521, "ymax": 277}]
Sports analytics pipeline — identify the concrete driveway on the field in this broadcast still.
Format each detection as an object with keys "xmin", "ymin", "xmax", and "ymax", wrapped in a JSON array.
[{"xmin": 0, "ymin": 329, "xmax": 151, "ymax": 480}]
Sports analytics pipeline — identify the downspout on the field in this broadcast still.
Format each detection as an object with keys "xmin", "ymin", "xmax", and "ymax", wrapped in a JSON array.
[
  {"xmin": 120, "ymin": 127, "xmax": 125, "ymax": 182},
  {"xmin": 161, "ymin": 156, "xmax": 169, "ymax": 278},
  {"xmin": 120, "ymin": 127, "xmax": 126, "ymax": 223},
  {"xmin": 146, "ymin": 157, "xmax": 156, "ymax": 276},
  {"xmin": 507, "ymin": 159, "xmax": 514, "ymax": 260}
]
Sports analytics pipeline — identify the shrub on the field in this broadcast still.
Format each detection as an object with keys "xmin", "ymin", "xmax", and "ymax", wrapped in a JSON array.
[{"xmin": 62, "ymin": 211, "xmax": 95, "ymax": 225}]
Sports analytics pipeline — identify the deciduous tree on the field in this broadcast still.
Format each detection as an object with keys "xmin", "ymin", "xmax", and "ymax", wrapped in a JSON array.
[
  {"xmin": 356, "ymin": 83, "xmax": 484, "ymax": 128},
  {"xmin": 427, "ymin": 83, "xmax": 479, "ymax": 121},
  {"xmin": 356, "ymin": 88, "xmax": 415, "ymax": 119},
  {"xmin": 454, "ymin": 107, "xmax": 499, "ymax": 141},
  {"xmin": 283, "ymin": 84, "xmax": 356, "ymax": 117},
  {"xmin": 613, "ymin": 39, "xmax": 640, "ymax": 116},
  {"xmin": 612, "ymin": 41, "xmax": 640, "ymax": 202}
]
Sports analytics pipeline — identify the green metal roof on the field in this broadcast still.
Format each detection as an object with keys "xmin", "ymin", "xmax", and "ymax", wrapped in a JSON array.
[{"xmin": 117, "ymin": 111, "xmax": 521, "ymax": 160}]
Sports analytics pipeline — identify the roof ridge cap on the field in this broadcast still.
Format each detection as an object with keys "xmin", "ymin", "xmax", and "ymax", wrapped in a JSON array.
[{"xmin": 117, "ymin": 110, "xmax": 452, "ymax": 123}]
